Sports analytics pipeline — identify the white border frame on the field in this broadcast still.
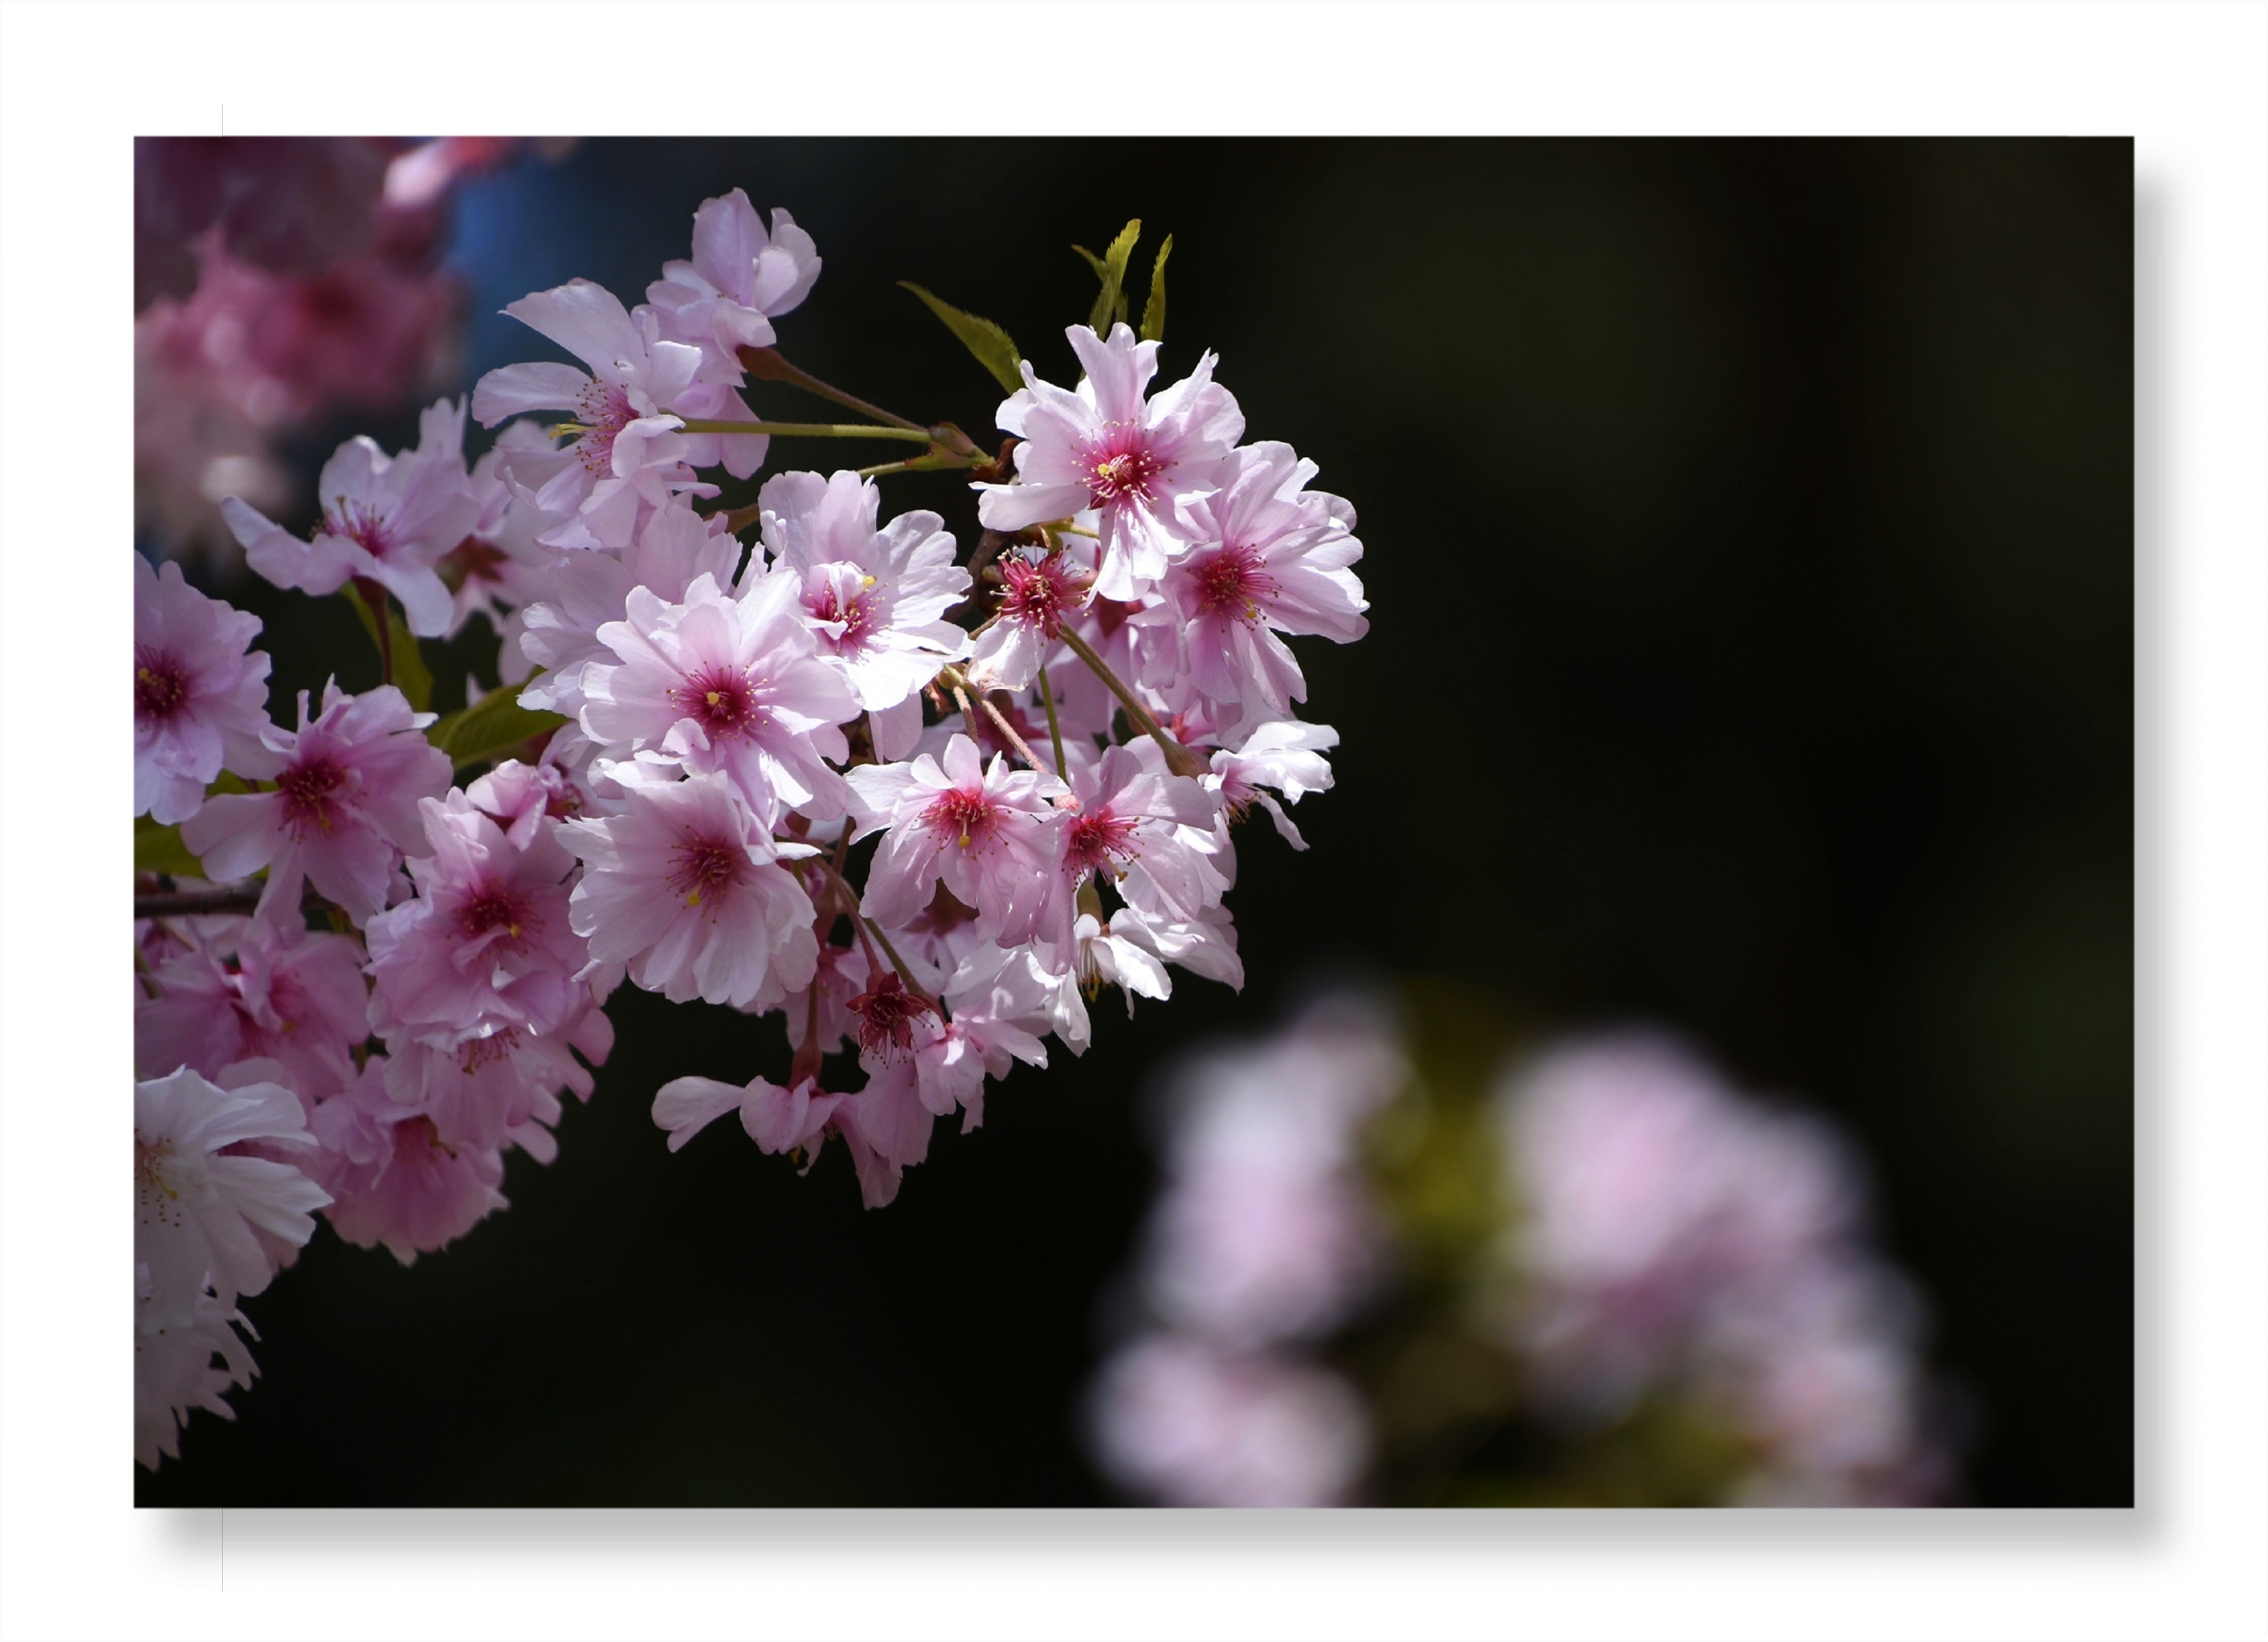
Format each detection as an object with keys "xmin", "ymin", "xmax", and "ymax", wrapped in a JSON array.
[{"xmin": 4, "ymin": 4, "xmax": 2260, "ymax": 1638}]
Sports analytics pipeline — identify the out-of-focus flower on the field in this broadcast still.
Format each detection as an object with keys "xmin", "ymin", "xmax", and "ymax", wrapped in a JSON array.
[
  {"xmin": 1140, "ymin": 997, "xmax": 1405, "ymax": 1348},
  {"xmin": 1086, "ymin": 994, "xmax": 1404, "ymax": 1504},
  {"xmin": 1088, "ymin": 1337, "xmax": 1372, "ymax": 1507},
  {"xmin": 1490, "ymin": 1034, "xmax": 1959, "ymax": 1503},
  {"xmin": 135, "ymin": 1263, "xmax": 259, "ymax": 1472},
  {"xmin": 135, "ymin": 135, "xmax": 491, "ymax": 566}
]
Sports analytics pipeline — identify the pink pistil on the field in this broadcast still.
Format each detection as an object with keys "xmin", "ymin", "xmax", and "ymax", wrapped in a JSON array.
[
  {"xmin": 997, "ymin": 550, "xmax": 1089, "ymax": 638},
  {"xmin": 921, "ymin": 787, "xmax": 998, "ymax": 851},
  {"xmin": 670, "ymin": 665, "xmax": 766, "ymax": 741},
  {"xmin": 1191, "ymin": 542, "xmax": 1277, "ymax": 625}
]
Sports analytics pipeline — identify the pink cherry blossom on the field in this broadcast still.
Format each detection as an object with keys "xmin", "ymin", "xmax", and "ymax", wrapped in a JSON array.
[
  {"xmin": 471, "ymin": 277, "xmax": 763, "ymax": 537},
  {"xmin": 437, "ymin": 423, "xmax": 573, "ymax": 640},
  {"xmin": 1086, "ymin": 1337, "xmax": 1372, "ymax": 1507},
  {"xmin": 561, "ymin": 769, "xmax": 820, "ymax": 1009},
  {"xmin": 135, "ymin": 1266, "xmax": 258, "ymax": 1470},
  {"xmin": 376, "ymin": 994, "xmax": 613, "ymax": 1156},
  {"xmin": 1209, "ymin": 720, "xmax": 1338, "ymax": 849},
  {"xmin": 1036, "ymin": 741, "xmax": 1223, "ymax": 965},
  {"xmin": 652, "ymin": 1070, "xmax": 841, "ymax": 1156},
  {"xmin": 135, "ymin": 1066, "xmax": 331, "ymax": 1327},
  {"xmin": 757, "ymin": 468, "xmax": 969, "ymax": 740},
  {"xmin": 179, "ymin": 680, "xmax": 452, "ymax": 926},
  {"xmin": 977, "ymin": 323, "xmax": 1243, "ymax": 600},
  {"xmin": 134, "ymin": 553, "xmax": 279, "ymax": 823},
  {"xmin": 579, "ymin": 570, "xmax": 862, "ymax": 827},
  {"xmin": 845, "ymin": 733, "xmax": 1067, "ymax": 946},
  {"xmin": 512, "ymin": 493, "xmax": 744, "ymax": 721},
  {"xmin": 135, "ymin": 916, "xmax": 370, "ymax": 1095},
  {"xmin": 364, "ymin": 788, "xmax": 587, "ymax": 1048},
  {"xmin": 646, "ymin": 191, "xmax": 822, "ymax": 379},
  {"xmin": 308, "ymin": 1061, "xmax": 507, "ymax": 1264},
  {"xmin": 220, "ymin": 398, "xmax": 483, "ymax": 637},
  {"xmin": 777, "ymin": 938, "xmax": 872, "ymax": 1056},
  {"xmin": 962, "ymin": 546, "xmax": 1091, "ymax": 693},
  {"xmin": 1132, "ymin": 442, "xmax": 1368, "ymax": 742}
]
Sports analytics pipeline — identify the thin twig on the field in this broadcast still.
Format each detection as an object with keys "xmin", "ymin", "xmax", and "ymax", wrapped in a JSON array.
[
  {"xmin": 1055, "ymin": 626, "xmax": 1207, "ymax": 778},
  {"xmin": 674, "ymin": 419, "xmax": 932, "ymax": 443},
  {"xmin": 736, "ymin": 347, "xmax": 925, "ymax": 431}
]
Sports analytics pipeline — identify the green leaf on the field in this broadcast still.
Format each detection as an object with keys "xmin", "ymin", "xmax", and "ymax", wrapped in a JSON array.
[
  {"xmin": 1069, "ymin": 244, "xmax": 1109, "ymax": 283},
  {"xmin": 898, "ymin": 282, "xmax": 1026, "ymax": 395},
  {"xmin": 426, "ymin": 680, "xmax": 570, "ymax": 771},
  {"xmin": 342, "ymin": 588, "xmax": 433, "ymax": 713},
  {"xmin": 1087, "ymin": 219, "xmax": 1141, "ymax": 335},
  {"xmin": 1139, "ymin": 233, "xmax": 1172, "ymax": 343},
  {"xmin": 135, "ymin": 814, "xmax": 203, "ymax": 877}
]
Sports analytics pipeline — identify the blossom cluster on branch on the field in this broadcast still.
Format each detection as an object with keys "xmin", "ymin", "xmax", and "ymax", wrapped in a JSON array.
[{"xmin": 132, "ymin": 189, "xmax": 1368, "ymax": 1468}]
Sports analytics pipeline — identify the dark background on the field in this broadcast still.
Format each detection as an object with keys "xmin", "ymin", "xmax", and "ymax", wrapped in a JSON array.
[{"xmin": 137, "ymin": 138, "xmax": 2133, "ymax": 1507}]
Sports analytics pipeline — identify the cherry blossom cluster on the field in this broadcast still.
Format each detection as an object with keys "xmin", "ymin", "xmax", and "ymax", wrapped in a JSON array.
[
  {"xmin": 133, "ymin": 191, "xmax": 1369, "ymax": 1466},
  {"xmin": 1083, "ymin": 1004, "xmax": 1964, "ymax": 1507}
]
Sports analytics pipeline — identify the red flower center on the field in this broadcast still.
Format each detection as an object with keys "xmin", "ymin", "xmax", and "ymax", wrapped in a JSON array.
[
  {"xmin": 998, "ymin": 550, "xmax": 1089, "ymax": 638},
  {"xmin": 456, "ymin": 884, "xmax": 536, "ymax": 948},
  {"xmin": 1191, "ymin": 542, "xmax": 1277, "ymax": 624},
  {"xmin": 277, "ymin": 757, "xmax": 349, "ymax": 832},
  {"xmin": 458, "ymin": 1028, "xmax": 522, "ymax": 1073},
  {"xmin": 135, "ymin": 651, "xmax": 189, "ymax": 722},
  {"xmin": 670, "ymin": 665, "xmax": 765, "ymax": 740},
  {"xmin": 849, "ymin": 972, "xmax": 939, "ymax": 1063},
  {"xmin": 921, "ymin": 787, "xmax": 998, "ymax": 851},
  {"xmin": 810, "ymin": 583, "xmax": 874, "ymax": 650},
  {"xmin": 668, "ymin": 834, "xmax": 746, "ymax": 907},
  {"xmin": 1086, "ymin": 434, "xmax": 1165, "ymax": 507},
  {"xmin": 322, "ymin": 497, "xmax": 395, "ymax": 559},
  {"xmin": 1066, "ymin": 807, "xmax": 1140, "ymax": 878}
]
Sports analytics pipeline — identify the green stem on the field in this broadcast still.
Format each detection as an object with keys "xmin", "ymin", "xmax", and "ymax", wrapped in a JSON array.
[
  {"xmin": 810, "ymin": 857, "xmax": 937, "ymax": 1008},
  {"xmin": 1055, "ymin": 626, "xmax": 1207, "ymax": 778},
  {"xmin": 674, "ymin": 419, "xmax": 933, "ymax": 442},
  {"xmin": 940, "ymin": 667, "xmax": 1048, "ymax": 775},
  {"xmin": 736, "ymin": 347, "xmax": 924, "ymax": 431},
  {"xmin": 1036, "ymin": 664, "xmax": 1069, "ymax": 778},
  {"xmin": 855, "ymin": 451, "xmax": 990, "ymax": 479},
  {"xmin": 355, "ymin": 579, "xmax": 395, "ymax": 688}
]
